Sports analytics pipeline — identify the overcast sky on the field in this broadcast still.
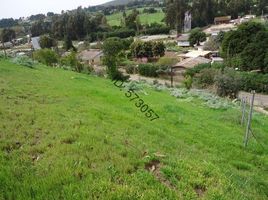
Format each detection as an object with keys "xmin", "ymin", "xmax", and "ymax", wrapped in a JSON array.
[{"xmin": 1, "ymin": 0, "xmax": 111, "ymax": 19}]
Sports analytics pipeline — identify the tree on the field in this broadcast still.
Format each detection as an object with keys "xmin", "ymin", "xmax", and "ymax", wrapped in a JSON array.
[
  {"xmin": 152, "ymin": 41, "xmax": 166, "ymax": 57},
  {"xmin": 125, "ymin": 10, "xmax": 140, "ymax": 31},
  {"xmin": 0, "ymin": 28, "xmax": 15, "ymax": 58},
  {"xmin": 60, "ymin": 51, "xmax": 83, "ymax": 72},
  {"xmin": 189, "ymin": 28, "xmax": 206, "ymax": 46},
  {"xmin": 0, "ymin": 18, "xmax": 18, "ymax": 28},
  {"xmin": 165, "ymin": 0, "xmax": 188, "ymax": 33},
  {"xmin": 102, "ymin": 37, "xmax": 124, "ymax": 79},
  {"xmin": 203, "ymin": 38, "xmax": 220, "ymax": 51},
  {"xmin": 39, "ymin": 35, "xmax": 57, "ymax": 49},
  {"xmin": 0, "ymin": 28, "xmax": 16, "ymax": 43},
  {"xmin": 221, "ymin": 22, "xmax": 268, "ymax": 72},
  {"xmin": 33, "ymin": 49, "xmax": 58, "ymax": 66},
  {"xmin": 130, "ymin": 40, "xmax": 165, "ymax": 59},
  {"xmin": 240, "ymin": 30, "xmax": 268, "ymax": 72},
  {"xmin": 31, "ymin": 20, "xmax": 51, "ymax": 37},
  {"xmin": 63, "ymin": 33, "xmax": 75, "ymax": 51}
]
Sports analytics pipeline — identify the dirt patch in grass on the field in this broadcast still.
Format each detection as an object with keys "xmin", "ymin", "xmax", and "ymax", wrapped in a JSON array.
[
  {"xmin": 194, "ymin": 185, "xmax": 206, "ymax": 198},
  {"xmin": 61, "ymin": 137, "xmax": 76, "ymax": 144},
  {"xmin": 145, "ymin": 159, "xmax": 176, "ymax": 190},
  {"xmin": 2, "ymin": 141, "xmax": 22, "ymax": 153}
]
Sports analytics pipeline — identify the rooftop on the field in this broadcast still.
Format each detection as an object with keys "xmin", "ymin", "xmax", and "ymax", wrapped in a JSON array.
[
  {"xmin": 78, "ymin": 50, "xmax": 103, "ymax": 61},
  {"xmin": 214, "ymin": 16, "xmax": 231, "ymax": 22},
  {"xmin": 182, "ymin": 50, "xmax": 212, "ymax": 58},
  {"xmin": 177, "ymin": 34, "xmax": 189, "ymax": 41},
  {"xmin": 174, "ymin": 57, "xmax": 211, "ymax": 69}
]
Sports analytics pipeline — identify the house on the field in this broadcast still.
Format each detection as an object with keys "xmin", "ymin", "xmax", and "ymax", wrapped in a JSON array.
[
  {"xmin": 211, "ymin": 57, "xmax": 224, "ymax": 64},
  {"xmin": 214, "ymin": 16, "xmax": 231, "ymax": 24},
  {"xmin": 180, "ymin": 50, "xmax": 212, "ymax": 59},
  {"xmin": 170, "ymin": 57, "xmax": 211, "ymax": 82},
  {"xmin": 177, "ymin": 34, "xmax": 190, "ymax": 47},
  {"xmin": 173, "ymin": 57, "xmax": 211, "ymax": 70},
  {"xmin": 31, "ymin": 37, "xmax": 41, "ymax": 50},
  {"xmin": 78, "ymin": 50, "xmax": 103, "ymax": 66},
  {"xmin": 244, "ymin": 15, "xmax": 256, "ymax": 19},
  {"xmin": 204, "ymin": 23, "xmax": 236, "ymax": 36}
]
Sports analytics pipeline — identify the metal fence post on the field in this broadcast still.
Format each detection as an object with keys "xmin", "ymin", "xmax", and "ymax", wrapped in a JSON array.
[{"xmin": 244, "ymin": 91, "xmax": 255, "ymax": 147}]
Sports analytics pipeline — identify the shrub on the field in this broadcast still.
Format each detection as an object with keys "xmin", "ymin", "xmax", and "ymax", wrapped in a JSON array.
[
  {"xmin": 60, "ymin": 51, "xmax": 84, "ymax": 72},
  {"xmin": 138, "ymin": 64, "xmax": 159, "ymax": 77},
  {"xmin": 0, "ymin": 52, "xmax": 6, "ymax": 59},
  {"xmin": 141, "ymin": 26, "xmax": 170, "ymax": 35},
  {"xmin": 183, "ymin": 75, "xmax": 193, "ymax": 90},
  {"xmin": 39, "ymin": 35, "xmax": 57, "ymax": 49},
  {"xmin": 215, "ymin": 69, "xmax": 242, "ymax": 98},
  {"xmin": 185, "ymin": 63, "xmax": 211, "ymax": 77},
  {"xmin": 203, "ymin": 38, "xmax": 220, "ymax": 51},
  {"xmin": 33, "ymin": 49, "xmax": 58, "ymax": 66},
  {"xmin": 240, "ymin": 72, "xmax": 268, "ymax": 94},
  {"xmin": 105, "ymin": 28, "xmax": 136, "ymax": 39},
  {"xmin": 125, "ymin": 65, "xmax": 136, "ymax": 74},
  {"xmin": 111, "ymin": 70, "xmax": 130, "ymax": 81},
  {"xmin": 157, "ymin": 57, "xmax": 178, "ymax": 67},
  {"xmin": 195, "ymin": 68, "xmax": 219, "ymax": 88},
  {"xmin": 12, "ymin": 56, "xmax": 35, "ymax": 68}
]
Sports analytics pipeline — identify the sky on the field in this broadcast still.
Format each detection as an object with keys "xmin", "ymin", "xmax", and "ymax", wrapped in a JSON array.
[{"xmin": 1, "ymin": 0, "xmax": 111, "ymax": 19}]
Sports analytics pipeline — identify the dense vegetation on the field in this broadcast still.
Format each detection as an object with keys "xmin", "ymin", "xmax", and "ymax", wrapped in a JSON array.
[
  {"xmin": 221, "ymin": 22, "xmax": 268, "ymax": 73},
  {"xmin": 186, "ymin": 63, "xmax": 268, "ymax": 97},
  {"xmin": 0, "ymin": 59, "xmax": 268, "ymax": 200},
  {"xmin": 165, "ymin": 0, "xmax": 267, "ymax": 32}
]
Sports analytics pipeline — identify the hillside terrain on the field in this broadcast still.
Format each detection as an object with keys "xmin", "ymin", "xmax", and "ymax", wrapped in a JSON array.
[
  {"xmin": 106, "ymin": 7, "xmax": 165, "ymax": 26},
  {"xmin": 102, "ymin": 0, "xmax": 135, "ymax": 7},
  {"xmin": 0, "ymin": 60, "xmax": 267, "ymax": 199}
]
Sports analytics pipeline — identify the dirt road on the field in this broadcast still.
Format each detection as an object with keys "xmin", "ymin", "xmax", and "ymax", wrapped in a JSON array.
[{"xmin": 238, "ymin": 92, "xmax": 268, "ymax": 107}]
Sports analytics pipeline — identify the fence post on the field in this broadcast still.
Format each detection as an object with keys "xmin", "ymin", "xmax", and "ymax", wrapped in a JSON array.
[
  {"xmin": 244, "ymin": 91, "xmax": 255, "ymax": 147},
  {"xmin": 241, "ymin": 98, "xmax": 246, "ymax": 125}
]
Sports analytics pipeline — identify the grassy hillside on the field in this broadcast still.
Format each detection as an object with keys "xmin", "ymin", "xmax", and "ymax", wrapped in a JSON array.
[
  {"xmin": 0, "ymin": 59, "xmax": 268, "ymax": 200},
  {"xmin": 107, "ymin": 8, "xmax": 165, "ymax": 26},
  {"xmin": 102, "ymin": 0, "xmax": 134, "ymax": 7}
]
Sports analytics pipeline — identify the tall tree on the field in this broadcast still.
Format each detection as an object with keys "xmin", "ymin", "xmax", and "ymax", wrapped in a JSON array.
[
  {"xmin": 102, "ymin": 37, "xmax": 124, "ymax": 79},
  {"xmin": 165, "ymin": 0, "xmax": 188, "ymax": 33}
]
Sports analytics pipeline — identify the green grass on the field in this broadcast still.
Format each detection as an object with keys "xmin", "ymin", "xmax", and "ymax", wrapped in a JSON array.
[
  {"xmin": 0, "ymin": 59, "xmax": 268, "ymax": 200},
  {"xmin": 107, "ymin": 8, "xmax": 165, "ymax": 26}
]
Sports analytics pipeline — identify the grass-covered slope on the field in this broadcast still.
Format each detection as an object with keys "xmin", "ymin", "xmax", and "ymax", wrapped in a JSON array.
[
  {"xmin": 0, "ymin": 60, "xmax": 267, "ymax": 200},
  {"xmin": 107, "ymin": 8, "xmax": 165, "ymax": 26}
]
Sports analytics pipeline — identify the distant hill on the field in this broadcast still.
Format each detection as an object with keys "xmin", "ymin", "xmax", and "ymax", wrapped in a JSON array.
[
  {"xmin": 102, "ymin": 0, "xmax": 133, "ymax": 7},
  {"xmin": 101, "ymin": 0, "xmax": 162, "ymax": 7}
]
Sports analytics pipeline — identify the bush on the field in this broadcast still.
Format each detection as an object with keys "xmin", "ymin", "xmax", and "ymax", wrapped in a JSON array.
[
  {"xmin": 12, "ymin": 56, "xmax": 35, "ymax": 68},
  {"xmin": 141, "ymin": 26, "xmax": 170, "ymax": 35},
  {"xmin": 33, "ymin": 49, "xmax": 58, "ymax": 66},
  {"xmin": 183, "ymin": 75, "xmax": 193, "ymax": 90},
  {"xmin": 138, "ymin": 63, "xmax": 159, "ymax": 77},
  {"xmin": 185, "ymin": 63, "xmax": 211, "ymax": 77},
  {"xmin": 39, "ymin": 35, "xmax": 57, "ymax": 49},
  {"xmin": 60, "ymin": 51, "xmax": 84, "ymax": 72},
  {"xmin": 0, "ymin": 52, "xmax": 6, "ymax": 59},
  {"xmin": 111, "ymin": 70, "xmax": 130, "ymax": 81},
  {"xmin": 105, "ymin": 29, "xmax": 136, "ymax": 39},
  {"xmin": 195, "ymin": 68, "xmax": 219, "ymax": 88},
  {"xmin": 125, "ymin": 65, "xmax": 136, "ymax": 74},
  {"xmin": 240, "ymin": 72, "xmax": 268, "ymax": 94},
  {"xmin": 157, "ymin": 57, "xmax": 178, "ymax": 67},
  {"xmin": 215, "ymin": 69, "xmax": 242, "ymax": 98}
]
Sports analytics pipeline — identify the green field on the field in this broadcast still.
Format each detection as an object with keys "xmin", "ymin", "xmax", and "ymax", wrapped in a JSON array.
[
  {"xmin": 107, "ymin": 8, "xmax": 165, "ymax": 26},
  {"xmin": 0, "ymin": 59, "xmax": 268, "ymax": 199}
]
